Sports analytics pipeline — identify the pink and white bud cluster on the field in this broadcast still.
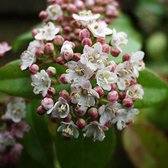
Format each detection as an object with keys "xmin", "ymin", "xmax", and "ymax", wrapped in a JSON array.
[
  {"xmin": 20, "ymin": 4, "xmax": 145, "ymax": 141},
  {"xmin": 0, "ymin": 97, "xmax": 30, "ymax": 167}
]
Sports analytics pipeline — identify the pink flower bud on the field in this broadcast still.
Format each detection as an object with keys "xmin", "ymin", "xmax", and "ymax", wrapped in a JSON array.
[
  {"xmin": 123, "ymin": 54, "xmax": 130, "ymax": 61},
  {"xmin": 36, "ymin": 106, "xmax": 46, "ymax": 115},
  {"xmin": 51, "ymin": 116, "xmax": 59, "ymax": 123},
  {"xmin": 82, "ymin": 38, "xmax": 92, "ymax": 46},
  {"xmin": 88, "ymin": 108, "xmax": 98, "ymax": 120},
  {"xmin": 47, "ymin": 87, "xmax": 56, "ymax": 96},
  {"xmin": 123, "ymin": 98, "xmax": 133, "ymax": 107},
  {"xmin": 76, "ymin": 118, "xmax": 87, "ymax": 129},
  {"xmin": 59, "ymin": 90, "xmax": 69, "ymax": 100},
  {"xmin": 47, "ymin": 66, "xmax": 56, "ymax": 77},
  {"xmin": 74, "ymin": 28, "xmax": 81, "ymax": 35},
  {"xmin": 75, "ymin": 107, "xmax": 86, "ymax": 116},
  {"xmin": 63, "ymin": 114, "xmax": 72, "ymax": 122},
  {"xmin": 39, "ymin": 10, "xmax": 48, "ymax": 20},
  {"xmin": 111, "ymin": 48, "xmax": 121, "ymax": 57},
  {"xmin": 119, "ymin": 92, "xmax": 126, "ymax": 100},
  {"xmin": 32, "ymin": 29, "xmax": 38, "ymax": 37},
  {"xmin": 73, "ymin": 53, "xmax": 81, "ymax": 61},
  {"xmin": 111, "ymin": 84, "xmax": 117, "ymax": 90},
  {"xmin": 97, "ymin": 37, "xmax": 106, "ymax": 44},
  {"xmin": 68, "ymin": 4, "xmax": 77, "ymax": 13},
  {"xmin": 35, "ymin": 50, "xmax": 44, "ymax": 57},
  {"xmin": 41, "ymin": 97, "xmax": 54, "ymax": 110},
  {"xmin": 102, "ymin": 44, "xmax": 110, "ymax": 54},
  {"xmin": 44, "ymin": 43, "xmax": 54, "ymax": 54},
  {"xmin": 29, "ymin": 64, "xmax": 39, "ymax": 74},
  {"xmin": 56, "ymin": 56, "xmax": 65, "ymax": 64},
  {"xmin": 79, "ymin": 29, "xmax": 90, "ymax": 40},
  {"xmin": 54, "ymin": 35, "xmax": 64, "ymax": 45},
  {"xmin": 107, "ymin": 91, "xmax": 119, "ymax": 102},
  {"xmin": 64, "ymin": 26, "xmax": 72, "ymax": 33},
  {"xmin": 94, "ymin": 86, "xmax": 104, "ymax": 97},
  {"xmin": 59, "ymin": 74, "xmax": 67, "ymax": 84}
]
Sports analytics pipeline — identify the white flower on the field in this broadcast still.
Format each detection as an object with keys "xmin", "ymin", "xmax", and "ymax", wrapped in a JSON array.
[
  {"xmin": 46, "ymin": 4, "xmax": 63, "ymax": 21},
  {"xmin": 47, "ymin": 97, "xmax": 70, "ymax": 118},
  {"xmin": 73, "ymin": 10, "xmax": 100, "ymax": 26},
  {"xmin": 35, "ymin": 22, "xmax": 59, "ymax": 41},
  {"xmin": 57, "ymin": 121, "xmax": 79, "ymax": 139},
  {"xmin": 88, "ymin": 21, "xmax": 113, "ymax": 38},
  {"xmin": 112, "ymin": 108, "xmax": 139, "ymax": 130},
  {"xmin": 65, "ymin": 61, "xmax": 94, "ymax": 83},
  {"xmin": 96, "ymin": 67, "xmax": 118, "ymax": 91},
  {"xmin": 20, "ymin": 50, "xmax": 36, "ymax": 70},
  {"xmin": 61, "ymin": 41, "xmax": 74, "ymax": 55},
  {"xmin": 71, "ymin": 80, "xmax": 99, "ymax": 107},
  {"xmin": 80, "ymin": 42, "xmax": 108, "ymax": 71},
  {"xmin": 111, "ymin": 29, "xmax": 128, "ymax": 52},
  {"xmin": 126, "ymin": 84, "xmax": 144, "ymax": 100},
  {"xmin": 115, "ymin": 62, "xmax": 133, "ymax": 90},
  {"xmin": 83, "ymin": 121, "xmax": 108, "ymax": 141},
  {"xmin": 2, "ymin": 98, "xmax": 26, "ymax": 123},
  {"xmin": 27, "ymin": 40, "xmax": 44, "ymax": 53},
  {"xmin": 130, "ymin": 51, "xmax": 145, "ymax": 77},
  {"xmin": 99, "ymin": 102, "xmax": 122, "ymax": 125},
  {"xmin": 31, "ymin": 70, "xmax": 51, "ymax": 97}
]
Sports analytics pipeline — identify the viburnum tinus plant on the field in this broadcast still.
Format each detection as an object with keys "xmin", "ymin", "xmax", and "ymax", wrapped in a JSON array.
[{"xmin": 20, "ymin": 0, "xmax": 145, "ymax": 141}]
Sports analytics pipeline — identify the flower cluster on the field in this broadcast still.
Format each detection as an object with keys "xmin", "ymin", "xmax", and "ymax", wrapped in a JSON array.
[
  {"xmin": 0, "ymin": 97, "xmax": 30, "ymax": 167},
  {"xmin": 37, "ymin": 0, "xmax": 119, "ymax": 46},
  {"xmin": 20, "ymin": 1, "xmax": 145, "ymax": 141}
]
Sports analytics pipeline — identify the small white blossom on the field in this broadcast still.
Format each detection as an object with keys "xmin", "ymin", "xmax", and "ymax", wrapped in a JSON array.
[
  {"xmin": 83, "ymin": 121, "xmax": 108, "ymax": 141},
  {"xmin": 2, "ymin": 98, "xmax": 26, "ymax": 123},
  {"xmin": 71, "ymin": 80, "xmax": 99, "ymax": 107},
  {"xmin": 73, "ymin": 10, "xmax": 100, "ymax": 26},
  {"xmin": 115, "ymin": 62, "xmax": 133, "ymax": 90},
  {"xmin": 46, "ymin": 4, "xmax": 63, "ymax": 21},
  {"xmin": 35, "ymin": 22, "xmax": 59, "ymax": 41},
  {"xmin": 96, "ymin": 67, "xmax": 118, "ymax": 91},
  {"xmin": 80, "ymin": 42, "xmax": 108, "ymax": 71},
  {"xmin": 31, "ymin": 70, "xmax": 51, "ymax": 97},
  {"xmin": 57, "ymin": 121, "xmax": 79, "ymax": 139},
  {"xmin": 99, "ymin": 102, "xmax": 121, "ymax": 125},
  {"xmin": 112, "ymin": 108, "xmax": 139, "ymax": 130},
  {"xmin": 130, "ymin": 51, "xmax": 145, "ymax": 77},
  {"xmin": 88, "ymin": 21, "xmax": 113, "ymax": 38},
  {"xmin": 27, "ymin": 40, "xmax": 44, "ymax": 53},
  {"xmin": 61, "ymin": 41, "xmax": 74, "ymax": 55},
  {"xmin": 126, "ymin": 84, "xmax": 144, "ymax": 100},
  {"xmin": 111, "ymin": 29, "xmax": 128, "ymax": 52},
  {"xmin": 20, "ymin": 50, "xmax": 36, "ymax": 70},
  {"xmin": 65, "ymin": 61, "xmax": 94, "ymax": 83},
  {"xmin": 47, "ymin": 97, "xmax": 70, "ymax": 118}
]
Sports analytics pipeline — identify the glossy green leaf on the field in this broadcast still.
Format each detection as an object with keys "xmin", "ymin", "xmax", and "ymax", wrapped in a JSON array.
[
  {"xmin": 122, "ymin": 121, "xmax": 168, "ymax": 168},
  {"xmin": 19, "ymin": 100, "xmax": 55, "ymax": 168},
  {"xmin": 55, "ymin": 129, "xmax": 116, "ymax": 168},
  {"xmin": 135, "ymin": 68, "xmax": 168, "ymax": 108}
]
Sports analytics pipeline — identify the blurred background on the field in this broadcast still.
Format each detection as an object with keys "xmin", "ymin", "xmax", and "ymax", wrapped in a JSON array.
[{"xmin": 0, "ymin": 0, "xmax": 168, "ymax": 167}]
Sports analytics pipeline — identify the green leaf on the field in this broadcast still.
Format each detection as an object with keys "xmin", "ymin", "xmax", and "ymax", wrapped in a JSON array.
[
  {"xmin": 55, "ymin": 129, "xmax": 116, "ymax": 168},
  {"xmin": 108, "ymin": 13, "xmax": 142, "ymax": 63},
  {"xmin": 135, "ymin": 68, "xmax": 168, "ymax": 108},
  {"xmin": 19, "ymin": 100, "xmax": 55, "ymax": 168},
  {"xmin": 122, "ymin": 121, "xmax": 168, "ymax": 168}
]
